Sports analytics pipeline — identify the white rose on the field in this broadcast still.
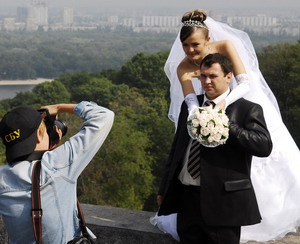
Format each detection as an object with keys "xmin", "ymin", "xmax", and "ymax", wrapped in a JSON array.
[
  {"xmin": 215, "ymin": 124, "xmax": 224, "ymax": 133},
  {"xmin": 214, "ymin": 117, "xmax": 223, "ymax": 126},
  {"xmin": 201, "ymin": 127, "xmax": 210, "ymax": 136},
  {"xmin": 209, "ymin": 113, "xmax": 215, "ymax": 121},
  {"xmin": 197, "ymin": 112, "xmax": 205, "ymax": 120},
  {"xmin": 191, "ymin": 127, "xmax": 198, "ymax": 136},
  {"xmin": 199, "ymin": 118, "xmax": 208, "ymax": 127},
  {"xmin": 207, "ymin": 121, "xmax": 215, "ymax": 129},
  {"xmin": 222, "ymin": 128, "xmax": 229, "ymax": 137},
  {"xmin": 221, "ymin": 115, "xmax": 229, "ymax": 124},
  {"xmin": 201, "ymin": 109, "xmax": 209, "ymax": 115},
  {"xmin": 194, "ymin": 110, "xmax": 201, "ymax": 119},
  {"xmin": 207, "ymin": 136, "xmax": 214, "ymax": 143},
  {"xmin": 192, "ymin": 119, "xmax": 200, "ymax": 127},
  {"xmin": 212, "ymin": 133, "xmax": 222, "ymax": 142}
]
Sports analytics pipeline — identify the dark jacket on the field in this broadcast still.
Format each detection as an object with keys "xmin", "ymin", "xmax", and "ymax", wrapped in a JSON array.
[{"xmin": 158, "ymin": 95, "xmax": 273, "ymax": 227}]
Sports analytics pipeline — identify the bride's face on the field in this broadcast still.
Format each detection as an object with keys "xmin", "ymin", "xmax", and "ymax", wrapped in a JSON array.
[{"xmin": 181, "ymin": 29, "xmax": 210, "ymax": 62}]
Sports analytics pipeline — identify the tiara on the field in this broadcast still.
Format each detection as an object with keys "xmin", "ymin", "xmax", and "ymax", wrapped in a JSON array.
[{"xmin": 182, "ymin": 20, "xmax": 208, "ymax": 29}]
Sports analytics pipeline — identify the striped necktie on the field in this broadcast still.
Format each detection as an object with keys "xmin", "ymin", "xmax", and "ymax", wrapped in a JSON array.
[
  {"xmin": 204, "ymin": 100, "xmax": 215, "ymax": 106},
  {"xmin": 187, "ymin": 100, "xmax": 215, "ymax": 179},
  {"xmin": 187, "ymin": 140, "xmax": 201, "ymax": 179}
]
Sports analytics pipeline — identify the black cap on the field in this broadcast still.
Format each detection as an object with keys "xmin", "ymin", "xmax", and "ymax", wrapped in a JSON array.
[{"xmin": 0, "ymin": 106, "xmax": 42, "ymax": 164}]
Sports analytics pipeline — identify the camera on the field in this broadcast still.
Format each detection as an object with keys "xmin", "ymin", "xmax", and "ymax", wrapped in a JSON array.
[{"xmin": 38, "ymin": 108, "xmax": 68, "ymax": 148}]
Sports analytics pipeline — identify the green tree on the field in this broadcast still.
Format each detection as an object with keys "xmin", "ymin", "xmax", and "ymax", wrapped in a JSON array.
[
  {"xmin": 32, "ymin": 80, "xmax": 71, "ymax": 105},
  {"xmin": 77, "ymin": 87, "xmax": 156, "ymax": 210},
  {"xmin": 71, "ymin": 77, "xmax": 115, "ymax": 107},
  {"xmin": 116, "ymin": 52, "xmax": 170, "ymax": 94}
]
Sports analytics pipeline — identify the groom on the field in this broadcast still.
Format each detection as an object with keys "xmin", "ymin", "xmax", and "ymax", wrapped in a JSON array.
[{"xmin": 157, "ymin": 53, "xmax": 273, "ymax": 244}]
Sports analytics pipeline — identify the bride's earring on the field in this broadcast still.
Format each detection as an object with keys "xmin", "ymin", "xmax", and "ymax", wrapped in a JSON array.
[{"xmin": 207, "ymin": 45, "xmax": 212, "ymax": 50}]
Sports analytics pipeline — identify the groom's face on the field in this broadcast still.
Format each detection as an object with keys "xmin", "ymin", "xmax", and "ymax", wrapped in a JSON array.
[{"xmin": 200, "ymin": 63, "xmax": 232, "ymax": 100}]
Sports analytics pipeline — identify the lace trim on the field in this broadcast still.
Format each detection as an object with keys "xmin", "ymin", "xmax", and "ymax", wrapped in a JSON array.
[{"xmin": 235, "ymin": 73, "xmax": 249, "ymax": 85}]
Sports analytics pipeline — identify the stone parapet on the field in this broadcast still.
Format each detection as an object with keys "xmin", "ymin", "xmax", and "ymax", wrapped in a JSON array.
[{"xmin": 0, "ymin": 204, "xmax": 299, "ymax": 243}]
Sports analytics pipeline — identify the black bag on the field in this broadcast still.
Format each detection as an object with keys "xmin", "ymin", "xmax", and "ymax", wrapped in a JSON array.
[
  {"xmin": 67, "ymin": 235, "xmax": 95, "ymax": 244},
  {"xmin": 31, "ymin": 160, "xmax": 96, "ymax": 244}
]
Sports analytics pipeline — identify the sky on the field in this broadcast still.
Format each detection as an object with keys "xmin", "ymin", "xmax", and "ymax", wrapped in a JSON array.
[{"xmin": 0, "ymin": 0, "xmax": 299, "ymax": 15}]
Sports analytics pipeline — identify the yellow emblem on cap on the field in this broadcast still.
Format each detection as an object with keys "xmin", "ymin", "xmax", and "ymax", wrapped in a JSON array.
[{"xmin": 5, "ymin": 129, "xmax": 21, "ymax": 143}]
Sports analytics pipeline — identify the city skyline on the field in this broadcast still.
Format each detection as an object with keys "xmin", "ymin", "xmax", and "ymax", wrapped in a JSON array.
[
  {"xmin": 0, "ymin": 0, "xmax": 299, "ymax": 16},
  {"xmin": 1, "ymin": 0, "xmax": 299, "ymax": 36}
]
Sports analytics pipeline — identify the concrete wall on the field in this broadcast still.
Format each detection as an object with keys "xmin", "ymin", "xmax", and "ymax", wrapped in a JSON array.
[
  {"xmin": 0, "ymin": 204, "xmax": 177, "ymax": 244},
  {"xmin": 1, "ymin": 204, "xmax": 299, "ymax": 244}
]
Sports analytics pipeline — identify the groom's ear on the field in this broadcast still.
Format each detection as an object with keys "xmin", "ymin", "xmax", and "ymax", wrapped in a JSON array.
[{"xmin": 226, "ymin": 72, "xmax": 232, "ymax": 84}]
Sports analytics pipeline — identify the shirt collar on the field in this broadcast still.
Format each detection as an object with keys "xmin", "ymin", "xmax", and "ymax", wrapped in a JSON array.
[{"xmin": 203, "ymin": 88, "xmax": 230, "ymax": 106}]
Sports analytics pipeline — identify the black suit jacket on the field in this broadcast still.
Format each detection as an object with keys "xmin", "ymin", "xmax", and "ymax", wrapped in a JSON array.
[{"xmin": 158, "ymin": 95, "xmax": 273, "ymax": 227}]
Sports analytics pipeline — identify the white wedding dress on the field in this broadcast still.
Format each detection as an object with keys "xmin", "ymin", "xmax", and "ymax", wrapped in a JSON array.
[{"xmin": 150, "ymin": 17, "xmax": 300, "ymax": 242}]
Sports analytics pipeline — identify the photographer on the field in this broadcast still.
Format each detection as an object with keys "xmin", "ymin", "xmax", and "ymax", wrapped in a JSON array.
[{"xmin": 0, "ymin": 101, "xmax": 114, "ymax": 243}]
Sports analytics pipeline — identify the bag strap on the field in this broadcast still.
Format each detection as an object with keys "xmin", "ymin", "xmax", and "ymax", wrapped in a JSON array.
[
  {"xmin": 31, "ymin": 160, "xmax": 43, "ymax": 244},
  {"xmin": 31, "ymin": 160, "xmax": 90, "ymax": 243},
  {"xmin": 77, "ymin": 200, "xmax": 89, "ymax": 236}
]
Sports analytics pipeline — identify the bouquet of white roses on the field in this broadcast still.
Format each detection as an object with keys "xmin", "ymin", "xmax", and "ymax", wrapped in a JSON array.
[{"xmin": 187, "ymin": 105, "xmax": 230, "ymax": 147}]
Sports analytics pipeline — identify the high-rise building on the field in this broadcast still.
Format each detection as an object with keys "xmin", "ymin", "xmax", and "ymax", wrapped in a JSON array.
[
  {"xmin": 122, "ymin": 18, "xmax": 136, "ymax": 28},
  {"xmin": 108, "ymin": 16, "xmax": 119, "ymax": 24},
  {"xmin": 142, "ymin": 16, "xmax": 180, "ymax": 27},
  {"xmin": 17, "ymin": 7, "xmax": 29, "ymax": 23},
  {"xmin": 63, "ymin": 8, "xmax": 74, "ymax": 26},
  {"xmin": 29, "ymin": 0, "xmax": 48, "ymax": 26},
  {"xmin": 25, "ymin": 18, "xmax": 38, "ymax": 31},
  {"xmin": 227, "ymin": 15, "xmax": 277, "ymax": 29}
]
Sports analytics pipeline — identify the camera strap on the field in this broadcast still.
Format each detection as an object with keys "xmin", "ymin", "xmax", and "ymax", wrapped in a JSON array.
[
  {"xmin": 31, "ymin": 160, "xmax": 90, "ymax": 243},
  {"xmin": 31, "ymin": 160, "xmax": 42, "ymax": 244}
]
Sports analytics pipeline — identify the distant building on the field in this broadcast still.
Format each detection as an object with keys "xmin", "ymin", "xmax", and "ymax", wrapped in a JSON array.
[
  {"xmin": 137, "ymin": 15, "xmax": 180, "ymax": 33},
  {"xmin": 17, "ymin": 7, "xmax": 29, "ymax": 23},
  {"xmin": 63, "ymin": 8, "xmax": 74, "ymax": 26},
  {"xmin": 108, "ymin": 16, "xmax": 119, "ymax": 24},
  {"xmin": 142, "ymin": 15, "xmax": 179, "ymax": 27},
  {"xmin": 29, "ymin": 0, "xmax": 48, "ymax": 26},
  {"xmin": 25, "ymin": 18, "xmax": 38, "ymax": 31},
  {"xmin": 122, "ymin": 17, "xmax": 136, "ymax": 28},
  {"xmin": 3, "ymin": 18, "xmax": 15, "ymax": 31},
  {"xmin": 226, "ymin": 15, "xmax": 278, "ymax": 34}
]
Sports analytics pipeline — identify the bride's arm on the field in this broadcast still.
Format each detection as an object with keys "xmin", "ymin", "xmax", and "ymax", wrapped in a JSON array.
[
  {"xmin": 218, "ymin": 40, "xmax": 250, "ymax": 109},
  {"xmin": 177, "ymin": 62, "xmax": 200, "ymax": 113}
]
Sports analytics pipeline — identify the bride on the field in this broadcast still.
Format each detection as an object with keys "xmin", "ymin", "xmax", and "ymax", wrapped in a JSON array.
[{"xmin": 151, "ymin": 9, "xmax": 300, "ymax": 242}]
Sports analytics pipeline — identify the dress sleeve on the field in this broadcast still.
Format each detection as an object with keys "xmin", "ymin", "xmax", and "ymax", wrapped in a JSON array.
[{"xmin": 225, "ymin": 74, "xmax": 250, "ymax": 107}]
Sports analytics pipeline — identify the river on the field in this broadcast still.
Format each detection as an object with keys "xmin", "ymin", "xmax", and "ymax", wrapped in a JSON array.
[
  {"xmin": 0, "ymin": 79, "xmax": 52, "ymax": 100},
  {"xmin": 0, "ymin": 84, "xmax": 36, "ymax": 100}
]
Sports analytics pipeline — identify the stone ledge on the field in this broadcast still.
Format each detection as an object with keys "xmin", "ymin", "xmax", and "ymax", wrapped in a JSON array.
[
  {"xmin": 1, "ymin": 204, "xmax": 299, "ymax": 244},
  {"xmin": 82, "ymin": 204, "xmax": 300, "ymax": 244},
  {"xmin": 81, "ymin": 204, "xmax": 177, "ymax": 243}
]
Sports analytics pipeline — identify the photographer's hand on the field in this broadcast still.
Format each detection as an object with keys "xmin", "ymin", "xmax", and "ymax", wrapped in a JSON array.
[
  {"xmin": 41, "ymin": 104, "xmax": 76, "ymax": 116},
  {"xmin": 54, "ymin": 125, "xmax": 63, "ymax": 141}
]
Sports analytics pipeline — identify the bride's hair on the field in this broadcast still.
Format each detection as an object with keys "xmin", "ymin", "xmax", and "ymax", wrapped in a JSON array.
[{"xmin": 180, "ymin": 9, "xmax": 209, "ymax": 42}]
